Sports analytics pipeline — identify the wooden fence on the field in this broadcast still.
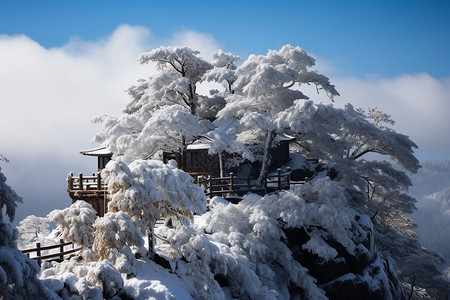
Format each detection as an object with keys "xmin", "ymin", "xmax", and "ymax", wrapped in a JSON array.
[
  {"xmin": 21, "ymin": 239, "xmax": 82, "ymax": 267},
  {"xmin": 67, "ymin": 172, "xmax": 109, "ymax": 217},
  {"xmin": 67, "ymin": 172, "xmax": 107, "ymax": 192},
  {"xmin": 197, "ymin": 168, "xmax": 304, "ymax": 199}
]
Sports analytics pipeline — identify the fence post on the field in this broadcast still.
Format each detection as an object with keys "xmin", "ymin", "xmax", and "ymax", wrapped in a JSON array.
[
  {"xmin": 79, "ymin": 173, "xmax": 83, "ymax": 190},
  {"xmin": 286, "ymin": 167, "xmax": 291, "ymax": 189},
  {"xmin": 277, "ymin": 168, "xmax": 282, "ymax": 191},
  {"xmin": 59, "ymin": 239, "xmax": 64, "ymax": 262},
  {"xmin": 36, "ymin": 242, "xmax": 41, "ymax": 267},
  {"xmin": 230, "ymin": 173, "xmax": 234, "ymax": 193},
  {"xmin": 208, "ymin": 175, "xmax": 212, "ymax": 199},
  {"xmin": 68, "ymin": 172, "xmax": 74, "ymax": 190},
  {"xmin": 97, "ymin": 172, "xmax": 102, "ymax": 190}
]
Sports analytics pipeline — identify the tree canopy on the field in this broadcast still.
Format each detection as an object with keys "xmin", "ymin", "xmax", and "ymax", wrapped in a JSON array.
[{"xmin": 94, "ymin": 44, "xmax": 419, "ymax": 233}]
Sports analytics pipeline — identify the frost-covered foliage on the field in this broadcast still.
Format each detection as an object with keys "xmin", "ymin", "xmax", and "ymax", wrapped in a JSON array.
[
  {"xmin": 163, "ymin": 178, "xmax": 382, "ymax": 300},
  {"xmin": 102, "ymin": 159, "xmax": 206, "ymax": 260},
  {"xmin": 47, "ymin": 200, "xmax": 97, "ymax": 248},
  {"xmin": 209, "ymin": 45, "xmax": 340, "ymax": 182},
  {"xmin": 0, "ymin": 222, "xmax": 59, "ymax": 299},
  {"xmin": 103, "ymin": 159, "xmax": 206, "ymax": 231},
  {"xmin": 204, "ymin": 50, "xmax": 242, "ymax": 94},
  {"xmin": 275, "ymin": 101, "xmax": 419, "ymax": 232},
  {"xmin": 92, "ymin": 46, "xmax": 218, "ymax": 162},
  {"xmin": 40, "ymin": 257, "xmax": 123, "ymax": 300},
  {"xmin": 87, "ymin": 260, "xmax": 124, "ymax": 299},
  {"xmin": 83, "ymin": 43, "xmax": 443, "ymax": 297},
  {"xmin": 136, "ymin": 46, "xmax": 213, "ymax": 116},
  {"xmin": 0, "ymin": 160, "xmax": 57, "ymax": 299},
  {"xmin": 92, "ymin": 211, "xmax": 142, "ymax": 274},
  {"xmin": 376, "ymin": 222, "xmax": 450, "ymax": 298},
  {"xmin": 17, "ymin": 214, "xmax": 50, "ymax": 248},
  {"xmin": 93, "ymin": 104, "xmax": 201, "ymax": 163},
  {"xmin": 0, "ymin": 165, "xmax": 22, "ymax": 223},
  {"xmin": 356, "ymin": 106, "xmax": 396, "ymax": 127},
  {"xmin": 39, "ymin": 249, "xmax": 196, "ymax": 300}
]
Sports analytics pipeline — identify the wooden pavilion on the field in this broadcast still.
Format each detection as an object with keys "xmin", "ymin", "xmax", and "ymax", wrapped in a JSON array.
[
  {"xmin": 67, "ymin": 120, "xmax": 297, "ymax": 215},
  {"xmin": 67, "ymin": 147, "xmax": 112, "ymax": 217}
]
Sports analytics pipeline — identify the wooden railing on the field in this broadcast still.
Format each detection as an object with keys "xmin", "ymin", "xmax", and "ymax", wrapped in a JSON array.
[
  {"xmin": 197, "ymin": 168, "xmax": 305, "ymax": 199},
  {"xmin": 21, "ymin": 239, "xmax": 82, "ymax": 267},
  {"xmin": 67, "ymin": 172, "xmax": 106, "ymax": 192}
]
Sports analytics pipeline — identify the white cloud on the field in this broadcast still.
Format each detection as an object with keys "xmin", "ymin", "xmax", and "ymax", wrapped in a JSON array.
[
  {"xmin": 0, "ymin": 25, "xmax": 152, "ymax": 160},
  {"xmin": 0, "ymin": 25, "xmax": 221, "ymax": 224},
  {"xmin": 330, "ymin": 73, "xmax": 450, "ymax": 160},
  {"xmin": 167, "ymin": 30, "xmax": 221, "ymax": 61}
]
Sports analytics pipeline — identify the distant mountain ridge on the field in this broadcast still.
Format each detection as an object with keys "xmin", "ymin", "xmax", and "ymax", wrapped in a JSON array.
[{"xmin": 409, "ymin": 159, "xmax": 450, "ymax": 277}]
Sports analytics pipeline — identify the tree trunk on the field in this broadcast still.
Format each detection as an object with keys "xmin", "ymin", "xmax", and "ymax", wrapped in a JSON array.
[
  {"xmin": 147, "ymin": 223, "xmax": 155, "ymax": 259},
  {"xmin": 257, "ymin": 130, "xmax": 276, "ymax": 188},
  {"xmin": 189, "ymin": 100, "xmax": 196, "ymax": 116},
  {"xmin": 188, "ymin": 83, "xmax": 196, "ymax": 116}
]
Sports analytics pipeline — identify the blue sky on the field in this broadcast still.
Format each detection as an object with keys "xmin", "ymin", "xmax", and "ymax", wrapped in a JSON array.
[
  {"xmin": 2, "ymin": 0, "xmax": 450, "ymax": 78},
  {"xmin": 1, "ymin": 1, "xmax": 450, "ymax": 223}
]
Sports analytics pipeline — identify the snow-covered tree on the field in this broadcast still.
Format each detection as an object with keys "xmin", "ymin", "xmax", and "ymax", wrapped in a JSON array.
[
  {"xmin": 102, "ymin": 159, "xmax": 206, "ymax": 258},
  {"xmin": 86, "ymin": 260, "xmax": 124, "ymax": 300},
  {"xmin": 204, "ymin": 49, "xmax": 242, "ymax": 94},
  {"xmin": 208, "ymin": 45, "xmax": 339, "ymax": 184},
  {"xmin": 132, "ymin": 46, "xmax": 213, "ymax": 116},
  {"xmin": 17, "ymin": 215, "xmax": 50, "ymax": 248},
  {"xmin": 92, "ymin": 211, "xmax": 143, "ymax": 274},
  {"xmin": 274, "ymin": 101, "xmax": 419, "ymax": 232},
  {"xmin": 0, "ymin": 165, "xmax": 22, "ymax": 223},
  {"xmin": 0, "ymin": 157, "xmax": 57, "ymax": 299},
  {"xmin": 163, "ymin": 178, "xmax": 405, "ymax": 299},
  {"xmin": 82, "ymin": 44, "xmax": 449, "ymax": 297},
  {"xmin": 47, "ymin": 200, "xmax": 97, "ymax": 248},
  {"xmin": 93, "ymin": 104, "xmax": 201, "ymax": 163}
]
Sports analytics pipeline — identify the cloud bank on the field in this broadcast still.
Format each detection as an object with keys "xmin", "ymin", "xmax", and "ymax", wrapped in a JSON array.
[
  {"xmin": 331, "ymin": 74, "xmax": 450, "ymax": 160},
  {"xmin": 1, "ymin": 25, "xmax": 449, "ymax": 225},
  {"xmin": 0, "ymin": 25, "xmax": 220, "ymax": 224}
]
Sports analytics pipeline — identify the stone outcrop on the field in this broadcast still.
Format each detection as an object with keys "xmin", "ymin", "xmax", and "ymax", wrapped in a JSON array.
[{"xmin": 284, "ymin": 215, "xmax": 406, "ymax": 300}]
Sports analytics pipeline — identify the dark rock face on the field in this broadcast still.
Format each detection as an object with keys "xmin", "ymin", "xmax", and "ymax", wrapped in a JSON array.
[
  {"xmin": 320, "ymin": 254, "xmax": 405, "ymax": 300},
  {"xmin": 283, "ymin": 216, "xmax": 407, "ymax": 300},
  {"xmin": 290, "ymin": 168, "xmax": 315, "ymax": 181},
  {"xmin": 290, "ymin": 163, "xmax": 338, "ymax": 181}
]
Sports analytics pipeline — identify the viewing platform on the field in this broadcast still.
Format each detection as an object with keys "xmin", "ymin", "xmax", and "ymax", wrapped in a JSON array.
[
  {"xmin": 67, "ymin": 168, "xmax": 305, "ymax": 215},
  {"xmin": 67, "ymin": 172, "xmax": 108, "ymax": 217}
]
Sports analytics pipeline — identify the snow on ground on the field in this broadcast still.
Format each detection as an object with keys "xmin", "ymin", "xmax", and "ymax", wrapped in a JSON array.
[
  {"xmin": 123, "ymin": 256, "xmax": 194, "ymax": 300},
  {"xmin": 39, "ymin": 246, "xmax": 197, "ymax": 299}
]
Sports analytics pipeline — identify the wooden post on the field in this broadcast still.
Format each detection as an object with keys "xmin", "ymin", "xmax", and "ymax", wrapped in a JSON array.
[
  {"xmin": 59, "ymin": 239, "xmax": 64, "ymax": 262},
  {"xmin": 68, "ymin": 172, "xmax": 74, "ymax": 190},
  {"xmin": 247, "ymin": 175, "xmax": 251, "ymax": 192},
  {"xmin": 277, "ymin": 168, "xmax": 281, "ymax": 191},
  {"xmin": 286, "ymin": 167, "xmax": 291, "ymax": 189},
  {"xmin": 79, "ymin": 173, "xmax": 83, "ymax": 190},
  {"xmin": 36, "ymin": 242, "xmax": 41, "ymax": 267},
  {"xmin": 208, "ymin": 175, "xmax": 212, "ymax": 199},
  {"xmin": 305, "ymin": 177, "xmax": 309, "ymax": 182},
  {"xmin": 97, "ymin": 172, "xmax": 102, "ymax": 190},
  {"xmin": 230, "ymin": 173, "xmax": 234, "ymax": 193}
]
